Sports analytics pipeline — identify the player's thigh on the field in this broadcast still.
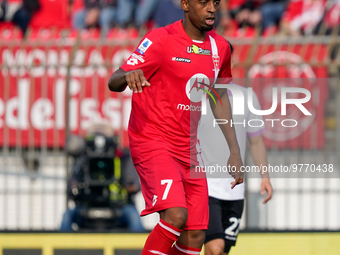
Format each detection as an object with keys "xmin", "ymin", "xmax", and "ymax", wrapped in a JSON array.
[
  {"xmin": 134, "ymin": 154, "xmax": 187, "ymax": 215},
  {"xmin": 221, "ymin": 200, "xmax": 244, "ymax": 248},
  {"xmin": 182, "ymin": 166, "xmax": 209, "ymax": 230}
]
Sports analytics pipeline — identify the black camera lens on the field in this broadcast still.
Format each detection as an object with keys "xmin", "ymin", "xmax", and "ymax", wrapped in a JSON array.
[{"xmin": 89, "ymin": 158, "xmax": 114, "ymax": 181}]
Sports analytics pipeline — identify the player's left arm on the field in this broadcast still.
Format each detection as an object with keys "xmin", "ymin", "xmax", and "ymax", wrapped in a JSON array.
[
  {"xmin": 209, "ymin": 39, "xmax": 243, "ymax": 189},
  {"xmin": 210, "ymin": 89, "xmax": 243, "ymax": 189},
  {"xmin": 210, "ymin": 41, "xmax": 244, "ymax": 189},
  {"xmin": 248, "ymin": 135, "xmax": 273, "ymax": 204}
]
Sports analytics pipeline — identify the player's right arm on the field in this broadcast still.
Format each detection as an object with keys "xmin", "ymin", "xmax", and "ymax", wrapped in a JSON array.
[
  {"xmin": 108, "ymin": 68, "xmax": 150, "ymax": 93},
  {"xmin": 108, "ymin": 28, "xmax": 166, "ymax": 93}
]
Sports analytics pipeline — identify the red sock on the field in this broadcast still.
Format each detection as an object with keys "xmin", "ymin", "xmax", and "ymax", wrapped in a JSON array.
[
  {"xmin": 141, "ymin": 219, "xmax": 183, "ymax": 255},
  {"xmin": 168, "ymin": 243, "xmax": 202, "ymax": 255}
]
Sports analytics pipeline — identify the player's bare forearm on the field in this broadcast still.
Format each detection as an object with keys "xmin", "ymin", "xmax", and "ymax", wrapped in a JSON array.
[
  {"xmin": 210, "ymin": 88, "xmax": 240, "ymax": 154},
  {"xmin": 108, "ymin": 68, "xmax": 151, "ymax": 93},
  {"xmin": 249, "ymin": 135, "xmax": 269, "ymax": 179},
  {"xmin": 210, "ymin": 88, "xmax": 244, "ymax": 188},
  {"xmin": 108, "ymin": 68, "xmax": 128, "ymax": 92}
]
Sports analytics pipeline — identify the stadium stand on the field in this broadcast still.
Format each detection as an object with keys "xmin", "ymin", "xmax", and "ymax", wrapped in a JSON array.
[
  {"xmin": 30, "ymin": 0, "xmax": 71, "ymax": 29},
  {"xmin": 0, "ymin": 0, "xmax": 338, "ymax": 39}
]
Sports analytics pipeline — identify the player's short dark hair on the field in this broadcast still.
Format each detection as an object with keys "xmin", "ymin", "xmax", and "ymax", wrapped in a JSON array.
[{"xmin": 227, "ymin": 41, "xmax": 234, "ymax": 55}]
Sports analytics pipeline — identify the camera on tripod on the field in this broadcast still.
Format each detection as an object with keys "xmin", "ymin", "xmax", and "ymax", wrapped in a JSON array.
[{"xmin": 66, "ymin": 126, "xmax": 126, "ymax": 230}]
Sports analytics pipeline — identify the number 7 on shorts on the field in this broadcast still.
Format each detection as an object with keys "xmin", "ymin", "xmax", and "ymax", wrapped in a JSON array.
[{"xmin": 161, "ymin": 179, "xmax": 173, "ymax": 200}]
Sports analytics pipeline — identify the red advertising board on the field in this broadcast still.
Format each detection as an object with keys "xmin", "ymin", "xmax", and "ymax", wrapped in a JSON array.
[
  {"xmin": 0, "ymin": 41, "xmax": 329, "ymax": 149},
  {"xmin": 0, "ymin": 44, "xmax": 134, "ymax": 148}
]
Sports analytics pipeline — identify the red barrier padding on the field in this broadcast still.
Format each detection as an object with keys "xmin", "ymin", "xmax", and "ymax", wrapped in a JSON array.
[
  {"xmin": 106, "ymin": 28, "xmax": 139, "ymax": 41},
  {"xmin": 0, "ymin": 25, "xmax": 23, "ymax": 40}
]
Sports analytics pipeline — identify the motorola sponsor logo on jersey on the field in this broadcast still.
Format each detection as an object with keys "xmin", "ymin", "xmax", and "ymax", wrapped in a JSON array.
[
  {"xmin": 177, "ymin": 104, "xmax": 202, "ymax": 111},
  {"xmin": 177, "ymin": 74, "xmax": 222, "ymax": 112},
  {"xmin": 177, "ymin": 74, "xmax": 211, "ymax": 112}
]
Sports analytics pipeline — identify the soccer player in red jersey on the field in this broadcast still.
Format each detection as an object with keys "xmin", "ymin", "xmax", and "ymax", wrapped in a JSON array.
[{"xmin": 108, "ymin": 0, "xmax": 244, "ymax": 254}]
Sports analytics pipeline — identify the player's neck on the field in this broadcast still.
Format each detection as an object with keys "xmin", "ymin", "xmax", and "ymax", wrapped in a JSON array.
[{"xmin": 182, "ymin": 19, "xmax": 206, "ymax": 41}]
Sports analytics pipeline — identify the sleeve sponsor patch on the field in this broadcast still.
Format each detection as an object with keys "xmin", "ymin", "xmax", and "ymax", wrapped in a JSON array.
[
  {"xmin": 137, "ymin": 38, "xmax": 153, "ymax": 55},
  {"xmin": 127, "ymin": 53, "xmax": 145, "ymax": 66}
]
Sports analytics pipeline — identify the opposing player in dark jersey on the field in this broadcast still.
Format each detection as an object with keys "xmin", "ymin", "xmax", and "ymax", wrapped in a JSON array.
[{"xmin": 108, "ymin": 1, "xmax": 244, "ymax": 254}]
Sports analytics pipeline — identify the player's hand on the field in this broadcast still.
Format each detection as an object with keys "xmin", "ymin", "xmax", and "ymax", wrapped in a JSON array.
[
  {"xmin": 125, "ymin": 69, "xmax": 151, "ymax": 93},
  {"xmin": 227, "ymin": 152, "xmax": 244, "ymax": 189},
  {"xmin": 231, "ymin": 176, "xmax": 243, "ymax": 190},
  {"xmin": 261, "ymin": 178, "xmax": 273, "ymax": 204}
]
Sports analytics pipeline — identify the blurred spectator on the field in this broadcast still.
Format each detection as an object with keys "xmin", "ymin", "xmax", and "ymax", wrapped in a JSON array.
[
  {"xmin": 260, "ymin": 0, "xmax": 288, "ymax": 30},
  {"xmin": 280, "ymin": 0, "xmax": 326, "ymax": 36},
  {"xmin": 220, "ymin": 0, "xmax": 287, "ymax": 33},
  {"xmin": 30, "ymin": 0, "xmax": 70, "ymax": 29},
  {"xmin": 0, "ymin": 0, "xmax": 40, "ymax": 36},
  {"xmin": 218, "ymin": 0, "xmax": 234, "ymax": 29},
  {"xmin": 315, "ymin": 0, "xmax": 340, "ymax": 35},
  {"xmin": 116, "ymin": 0, "xmax": 159, "ymax": 29},
  {"xmin": 72, "ymin": 0, "xmax": 116, "ymax": 37},
  {"xmin": 323, "ymin": 0, "xmax": 340, "ymax": 60},
  {"xmin": 154, "ymin": 0, "xmax": 183, "ymax": 27},
  {"xmin": 234, "ymin": 0, "xmax": 262, "ymax": 27},
  {"xmin": 324, "ymin": 0, "xmax": 340, "ymax": 29}
]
